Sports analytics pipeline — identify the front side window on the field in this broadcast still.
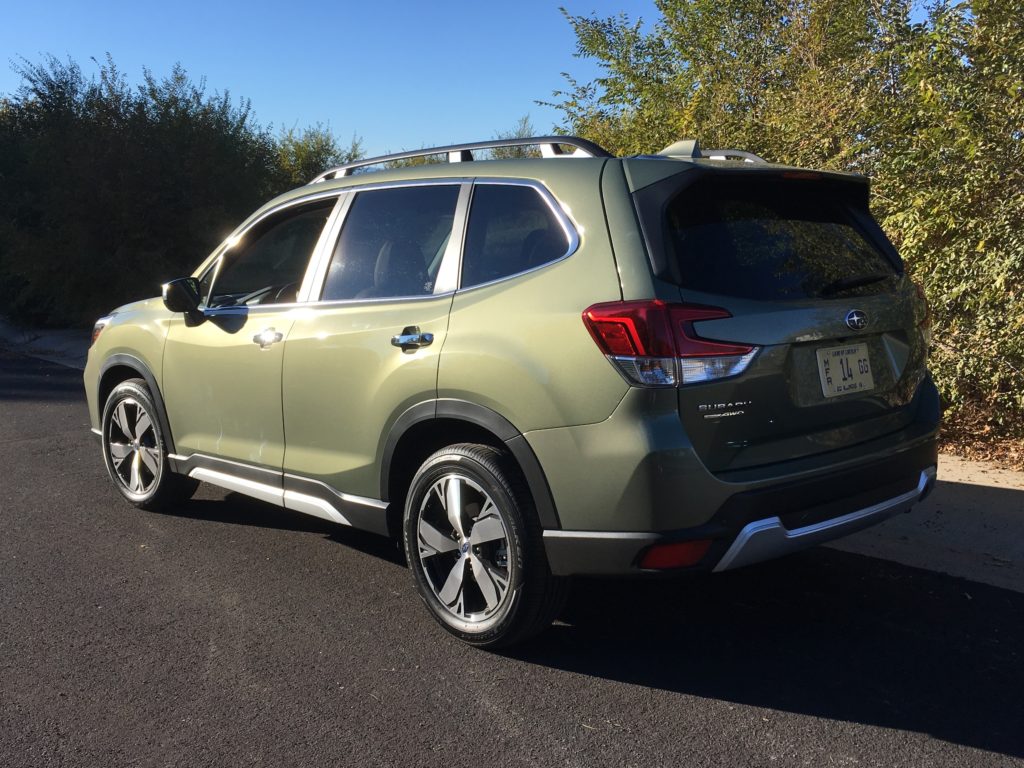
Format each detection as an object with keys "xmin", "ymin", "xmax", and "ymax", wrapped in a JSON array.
[
  {"xmin": 460, "ymin": 184, "xmax": 570, "ymax": 289},
  {"xmin": 208, "ymin": 199, "xmax": 336, "ymax": 307},
  {"xmin": 321, "ymin": 185, "xmax": 460, "ymax": 301}
]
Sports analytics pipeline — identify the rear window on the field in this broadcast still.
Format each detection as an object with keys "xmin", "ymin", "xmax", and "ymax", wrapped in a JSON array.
[{"xmin": 658, "ymin": 176, "xmax": 899, "ymax": 301}]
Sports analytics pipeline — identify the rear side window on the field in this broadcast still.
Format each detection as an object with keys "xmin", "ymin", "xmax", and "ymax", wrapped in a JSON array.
[
  {"xmin": 659, "ymin": 177, "xmax": 899, "ymax": 301},
  {"xmin": 321, "ymin": 184, "xmax": 459, "ymax": 301},
  {"xmin": 461, "ymin": 184, "xmax": 570, "ymax": 289}
]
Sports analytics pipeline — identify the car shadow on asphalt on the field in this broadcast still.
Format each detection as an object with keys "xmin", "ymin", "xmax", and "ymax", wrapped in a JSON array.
[
  {"xmin": 151, "ymin": 492, "xmax": 406, "ymax": 566},
  {"xmin": 150, "ymin": 481, "xmax": 1024, "ymax": 758},
  {"xmin": 511, "ymin": 547, "xmax": 1024, "ymax": 759}
]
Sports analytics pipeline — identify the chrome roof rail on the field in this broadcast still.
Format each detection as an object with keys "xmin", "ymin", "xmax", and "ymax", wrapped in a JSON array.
[
  {"xmin": 701, "ymin": 149, "xmax": 768, "ymax": 163},
  {"xmin": 658, "ymin": 139, "xmax": 768, "ymax": 164},
  {"xmin": 309, "ymin": 136, "xmax": 612, "ymax": 184}
]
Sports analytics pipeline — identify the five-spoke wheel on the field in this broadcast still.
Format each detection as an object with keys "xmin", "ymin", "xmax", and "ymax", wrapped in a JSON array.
[
  {"xmin": 404, "ymin": 443, "xmax": 568, "ymax": 648},
  {"xmin": 107, "ymin": 396, "xmax": 161, "ymax": 497},
  {"xmin": 417, "ymin": 474, "xmax": 512, "ymax": 623},
  {"xmin": 101, "ymin": 378, "xmax": 197, "ymax": 509}
]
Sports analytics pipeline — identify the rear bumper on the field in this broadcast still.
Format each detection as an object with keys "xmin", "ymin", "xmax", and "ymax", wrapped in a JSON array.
[
  {"xmin": 712, "ymin": 465, "xmax": 934, "ymax": 572},
  {"xmin": 543, "ymin": 437, "xmax": 938, "ymax": 576}
]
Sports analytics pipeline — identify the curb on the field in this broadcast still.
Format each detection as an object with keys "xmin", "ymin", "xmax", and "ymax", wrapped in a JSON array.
[{"xmin": 0, "ymin": 317, "xmax": 90, "ymax": 370}]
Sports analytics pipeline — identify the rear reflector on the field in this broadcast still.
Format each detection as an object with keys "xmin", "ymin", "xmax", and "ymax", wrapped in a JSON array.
[
  {"xmin": 639, "ymin": 539, "xmax": 713, "ymax": 570},
  {"xmin": 583, "ymin": 300, "xmax": 758, "ymax": 387}
]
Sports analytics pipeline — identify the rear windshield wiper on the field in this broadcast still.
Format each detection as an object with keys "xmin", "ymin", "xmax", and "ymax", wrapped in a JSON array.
[{"xmin": 819, "ymin": 273, "xmax": 892, "ymax": 297}]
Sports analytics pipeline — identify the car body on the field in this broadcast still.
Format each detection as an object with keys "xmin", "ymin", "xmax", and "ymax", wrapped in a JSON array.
[{"xmin": 85, "ymin": 136, "xmax": 939, "ymax": 647}]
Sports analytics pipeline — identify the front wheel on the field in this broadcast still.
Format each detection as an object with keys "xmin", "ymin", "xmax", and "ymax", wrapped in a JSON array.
[
  {"xmin": 402, "ymin": 443, "xmax": 567, "ymax": 649},
  {"xmin": 100, "ymin": 378, "xmax": 197, "ymax": 510}
]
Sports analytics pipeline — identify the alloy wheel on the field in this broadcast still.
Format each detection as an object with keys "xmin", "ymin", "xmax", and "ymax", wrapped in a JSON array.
[
  {"xmin": 106, "ymin": 397, "xmax": 161, "ymax": 496},
  {"xmin": 416, "ymin": 473, "xmax": 512, "ymax": 625}
]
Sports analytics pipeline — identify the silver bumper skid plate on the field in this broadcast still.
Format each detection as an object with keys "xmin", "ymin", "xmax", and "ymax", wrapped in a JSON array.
[{"xmin": 713, "ymin": 466, "xmax": 937, "ymax": 572}]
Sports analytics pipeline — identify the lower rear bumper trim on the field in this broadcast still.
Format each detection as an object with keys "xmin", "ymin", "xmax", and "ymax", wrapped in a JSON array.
[{"xmin": 712, "ymin": 466, "xmax": 936, "ymax": 572}]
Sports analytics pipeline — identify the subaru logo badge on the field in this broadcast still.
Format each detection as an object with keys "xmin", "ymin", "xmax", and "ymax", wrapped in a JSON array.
[{"xmin": 845, "ymin": 310, "xmax": 868, "ymax": 331}]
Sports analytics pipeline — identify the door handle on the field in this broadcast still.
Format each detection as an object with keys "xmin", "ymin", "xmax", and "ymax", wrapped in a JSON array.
[
  {"xmin": 391, "ymin": 326, "xmax": 434, "ymax": 351},
  {"xmin": 253, "ymin": 327, "xmax": 284, "ymax": 349}
]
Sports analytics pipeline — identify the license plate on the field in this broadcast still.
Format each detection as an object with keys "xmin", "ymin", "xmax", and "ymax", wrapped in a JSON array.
[{"xmin": 816, "ymin": 343, "xmax": 875, "ymax": 398}]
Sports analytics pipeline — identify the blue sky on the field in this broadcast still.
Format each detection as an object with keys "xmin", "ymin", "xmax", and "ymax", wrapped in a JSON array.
[{"xmin": 0, "ymin": 0, "xmax": 658, "ymax": 157}]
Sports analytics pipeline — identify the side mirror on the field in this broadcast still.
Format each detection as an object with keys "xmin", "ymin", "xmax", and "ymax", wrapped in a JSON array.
[{"xmin": 162, "ymin": 277, "xmax": 202, "ymax": 318}]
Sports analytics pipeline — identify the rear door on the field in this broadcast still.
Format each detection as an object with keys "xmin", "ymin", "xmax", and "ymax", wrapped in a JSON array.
[
  {"xmin": 632, "ymin": 168, "xmax": 931, "ymax": 473},
  {"xmin": 280, "ymin": 182, "xmax": 465, "ymax": 503}
]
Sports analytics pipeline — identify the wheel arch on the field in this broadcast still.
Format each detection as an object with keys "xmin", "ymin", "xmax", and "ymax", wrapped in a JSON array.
[
  {"xmin": 98, "ymin": 354, "xmax": 176, "ymax": 454},
  {"xmin": 381, "ymin": 399, "xmax": 560, "ymax": 537}
]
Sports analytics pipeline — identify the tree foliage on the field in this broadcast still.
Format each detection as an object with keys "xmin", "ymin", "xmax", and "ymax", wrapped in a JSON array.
[
  {"xmin": 550, "ymin": 0, "xmax": 1024, "ymax": 450},
  {"xmin": 0, "ymin": 55, "xmax": 360, "ymax": 327}
]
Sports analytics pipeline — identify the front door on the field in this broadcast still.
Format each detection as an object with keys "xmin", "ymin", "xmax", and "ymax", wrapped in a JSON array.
[{"xmin": 163, "ymin": 196, "xmax": 339, "ymax": 470}]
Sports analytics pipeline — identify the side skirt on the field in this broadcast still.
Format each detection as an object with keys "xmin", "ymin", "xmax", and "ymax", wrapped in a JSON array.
[{"xmin": 168, "ymin": 453, "xmax": 390, "ymax": 537}]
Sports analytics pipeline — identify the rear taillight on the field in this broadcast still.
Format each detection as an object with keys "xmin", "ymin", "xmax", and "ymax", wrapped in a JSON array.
[{"xmin": 582, "ymin": 300, "xmax": 758, "ymax": 387}]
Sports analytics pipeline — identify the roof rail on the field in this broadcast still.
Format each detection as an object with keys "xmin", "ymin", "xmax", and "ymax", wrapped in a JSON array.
[
  {"xmin": 309, "ymin": 136, "xmax": 612, "ymax": 184},
  {"xmin": 658, "ymin": 139, "xmax": 767, "ymax": 164}
]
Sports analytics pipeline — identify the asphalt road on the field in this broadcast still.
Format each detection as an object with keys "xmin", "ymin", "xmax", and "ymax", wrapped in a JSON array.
[{"xmin": 2, "ymin": 350, "xmax": 1023, "ymax": 767}]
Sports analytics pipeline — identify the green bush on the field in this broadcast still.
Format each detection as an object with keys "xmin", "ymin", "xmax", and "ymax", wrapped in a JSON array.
[
  {"xmin": 550, "ymin": 0, "xmax": 1024, "ymax": 447},
  {"xmin": 0, "ymin": 56, "xmax": 358, "ymax": 327}
]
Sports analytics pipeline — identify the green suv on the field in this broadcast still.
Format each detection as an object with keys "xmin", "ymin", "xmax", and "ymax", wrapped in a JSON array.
[{"xmin": 85, "ymin": 136, "xmax": 939, "ymax": 647}]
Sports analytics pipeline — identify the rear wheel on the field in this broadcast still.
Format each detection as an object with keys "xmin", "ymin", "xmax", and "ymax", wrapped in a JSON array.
[
  {"xmin": 101, "ymin": 378, "xmax": 198, "ymax": 510},
  {"xmin": 403, "ymin": 443, "xmax": 567, "ymax": 649}
]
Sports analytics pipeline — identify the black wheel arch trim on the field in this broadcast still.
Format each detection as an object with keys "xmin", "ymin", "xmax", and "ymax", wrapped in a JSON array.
[
  {"xmin": 380, "ymin": 398, "xmax": 561, "ymax": 530},
  {"xmin": 98, "ymin": 354, "xmax": 176, "ymax": 455}
]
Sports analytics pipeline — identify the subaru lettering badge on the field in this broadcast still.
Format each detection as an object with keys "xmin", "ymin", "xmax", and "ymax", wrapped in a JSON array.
[{"xmin": 845, "ymin": 310, "xmax": 868, "ymax": 331}]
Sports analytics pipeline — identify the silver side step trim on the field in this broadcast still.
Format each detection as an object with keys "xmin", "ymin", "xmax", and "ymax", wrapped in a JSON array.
[
  {"xmin": 181, "ymin": 455, "xmax": 390, "ymax": 533},
  {"xmin": 188, "ymin": 467, "xmax": 284, "ymax": 508},
  {"xmin": 283, "ymin": 489, "xmax": 350, "ymax": 526},
  {"xmin": 713, "ymin": 466, "xmax": 937, "ymax": 572}
]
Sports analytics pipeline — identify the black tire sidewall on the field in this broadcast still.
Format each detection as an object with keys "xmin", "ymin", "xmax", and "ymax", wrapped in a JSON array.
[
  {"xmin": 101, "ymin": 379, "xmax": 167, "ymax": 506},
  {"xmin": 403, "ymin": 447, "xmax": 530, "ymax": 645}
]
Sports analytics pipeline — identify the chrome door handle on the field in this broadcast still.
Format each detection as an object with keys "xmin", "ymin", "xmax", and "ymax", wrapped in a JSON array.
[
  {"xmin": 253, "ymin": 327, "xmax": 284, "ymax": 349},
  {"xmin": 391, "ymin": 326, "xmax": 434, "ymax": 351}
]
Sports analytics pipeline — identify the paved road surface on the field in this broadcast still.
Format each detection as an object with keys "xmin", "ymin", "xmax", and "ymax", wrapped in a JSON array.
[{"xmin": 2, "ymin": 351, "xmax": 1022, "ymax": 767}]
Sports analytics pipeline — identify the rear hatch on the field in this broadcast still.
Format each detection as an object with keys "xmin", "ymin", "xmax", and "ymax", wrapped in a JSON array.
[{"xmin": 631, "ymin": 164, "xmax": 931, "ymax": 473}]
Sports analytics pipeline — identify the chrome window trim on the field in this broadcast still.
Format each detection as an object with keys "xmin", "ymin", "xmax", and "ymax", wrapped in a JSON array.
[
  {"xmin": 305, "ymin": 179, "xmax": 470, "ymax": 305},
  {"xmin": 198, "ymin": 190, "xmax": 346, "ymax": 310},
  {"xmin": 432, "ymin": 184, "xmax": 472, "ymax": 295},
  {"xmin": 302, "ymin": 191, "xmax": 354, "ymax": 303},
  {"xmin": 456, "ymin": 178, "xmax": 582, "ymax": 293}
]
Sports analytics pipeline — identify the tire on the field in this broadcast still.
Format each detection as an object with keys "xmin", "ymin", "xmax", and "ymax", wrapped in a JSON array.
[
  {"xmin": 100, "ymin": 378, "xmax": 198, "ymax": 510},
  {"xmin": 402, "ymin": 443, "xmax": 568, "ymax": 649}
]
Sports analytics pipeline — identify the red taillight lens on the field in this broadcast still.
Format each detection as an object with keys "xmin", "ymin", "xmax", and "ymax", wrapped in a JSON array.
[
  {"xmin": 583, "ymin": 301, "xmax": 758, "ymax": 387},
  {"xmin": 582, "ymin": 300, "xmax": 676, "ymax": 357},
  {"xmin": 639, "ymin": 539, "xmax": 713, "ymax": 570}
]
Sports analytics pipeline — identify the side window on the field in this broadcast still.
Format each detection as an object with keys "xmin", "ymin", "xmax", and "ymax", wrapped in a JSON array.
[
  {"xmin": 208, "ymin": 199, "xmax": 335, "ymax": 307},
  {"xmin": 460, "ymin": 184, "xmax": 570, "ymax": 289},
  {"xmin": 321, "ymin": 185, "xmax": 460, "ymax": 301}
]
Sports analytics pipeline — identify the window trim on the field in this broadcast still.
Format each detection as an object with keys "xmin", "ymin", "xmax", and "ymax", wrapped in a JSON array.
[
  {"xmin": 200, "ymin": 176, "xmax": 585, "ymax": 312},
  {"xmin": 455, "ymin": 179, "xmax": 581, "ymax": 293},
  {"xmin": 303, "ymin": 179, "xmax": 470, "ymax": 307}
]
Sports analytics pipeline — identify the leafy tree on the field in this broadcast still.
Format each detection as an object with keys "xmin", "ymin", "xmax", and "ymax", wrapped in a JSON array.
[
  {"xmin": 550, "ymin": 0, "xmax": 1024, "ymax": 453},
  {"xmin": 490, "ymin": 114, "xmax": 542, "ymax": 159},
  {"xmin": 278, "ymin": 125, "xmax": 362, "ymax": 186},
  {"xmin": 0, "ymin": 55, "xmax": 360, "ymax": 327}
]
